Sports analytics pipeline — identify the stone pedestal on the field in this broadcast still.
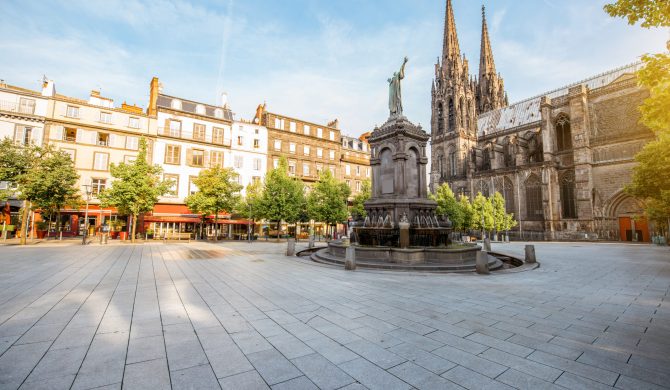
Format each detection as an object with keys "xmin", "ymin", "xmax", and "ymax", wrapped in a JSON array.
[
  {"xmin": 399, "ymin": 222, "xmax": 410, "ymax": 249},
  {"xmin": 345, "ymin": 245, "xmax": 356, "ymax": 270},
  {"xmin": 524, "ymin": 245, "xmax": 536, "ymax": 264},
  {"xmin": 286, "ymin": 239, "xmax": 296, "ymax": 256},
  {"xmin": 476, "ymin": 251, "xmax": 490, "ymax": 274}
]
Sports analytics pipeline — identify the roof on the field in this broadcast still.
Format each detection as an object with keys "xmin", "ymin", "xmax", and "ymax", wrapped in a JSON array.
[
  {"xmin": 157, "ymin": 94, "xmax": 234, "ymax": 121},
  {"xmin": 477, "ymin": 62, "xmax": 644, "ymax": 136}
]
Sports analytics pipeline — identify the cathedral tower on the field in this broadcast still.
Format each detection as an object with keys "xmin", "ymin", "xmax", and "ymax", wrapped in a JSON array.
[
  {"xmin": 476, "ymin": 5, "xmax": 508, "ymax": 113},
  {"xmin": 430, "ymin": 0, "xmax": 478, "ymax": 193}
]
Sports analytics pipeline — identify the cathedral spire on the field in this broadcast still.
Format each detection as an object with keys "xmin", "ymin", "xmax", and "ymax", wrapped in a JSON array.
[
  {"xmin": 479, "ymin": 5, "xmax": 496, "ymax": 78},
  {"xmin": 443, "ymin": 0, "xmax": 461, "ymax": 62}
]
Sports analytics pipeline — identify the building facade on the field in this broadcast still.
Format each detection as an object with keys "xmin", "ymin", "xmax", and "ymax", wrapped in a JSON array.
[
  {"xmin": 430, "ymin": 0, "xmax": 655, "ymax": 241},
  {"xmin": 230, "ymin": 120, "xmax": 267, "ymax": 193},
  {"xmin": 340, "ymin": 135, "xmax": 371, "ymax": 198}
]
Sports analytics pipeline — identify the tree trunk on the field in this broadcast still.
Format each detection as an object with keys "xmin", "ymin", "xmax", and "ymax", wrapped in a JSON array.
[
  {"xmin": 131, "ymin": 213, "xmax": 137, "ymax": 243},
  {"xmin": 19, "ymin": 200, "xmax": 29, "ymax": 245},
  {"xmin": 214, "ymin": 211, "xmax": 218, "ymax": 241},
  {"xmin": 276, "ymin": 220, "xmax": 281, "ymax": 242}
]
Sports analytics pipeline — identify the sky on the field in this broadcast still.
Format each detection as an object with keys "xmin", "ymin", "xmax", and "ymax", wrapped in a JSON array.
[{"xmin": 1, "ymin": 0, "xmax": 667, "ymax": 136}]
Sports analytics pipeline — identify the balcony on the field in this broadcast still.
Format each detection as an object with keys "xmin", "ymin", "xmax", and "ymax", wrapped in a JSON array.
[
  {"xmin": 158, "ymin": 127, "xmax": 232, "ymax": 147},
  {"xmin": 0, "ymin": 100, "xmax": 36, "ymax": 115}
]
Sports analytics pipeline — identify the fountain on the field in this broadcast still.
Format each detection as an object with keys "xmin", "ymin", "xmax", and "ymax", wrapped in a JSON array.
[{"xmin": 311, "ymin": 57, "xmax": 501, "ymax": 272}]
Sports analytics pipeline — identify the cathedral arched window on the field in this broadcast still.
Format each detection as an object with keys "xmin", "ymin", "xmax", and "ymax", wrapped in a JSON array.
[
  {"xmin": 503, "ymin": 177, "xmax": 515, "ymax": 214},
  {"xmin": 449, "ymin": 151, "xmax": 457, "ymax": 176},
  {"xmin": 466, "ymin": 100, "xmax": 473, "ymax": 130},
  {"xmin": 448, "ymin": 98, "xmax": 455, "ymax": 132},
  {"xmin": 459, "ymin": 97, "xmax": 465, "ymax": 128},
  {"xmin": 560, "ymin": 170, "xmax": 577, "ymax": 218},
  {"xmin": 556, "ymin": 115, "xmax": 572, "ymax": 151},
  {"xmin": 525, "ymin": 174, "xmax": 543, "ymax": 221},
  {"xmin": 437, "ymin": 103, "xmax": 445, "ymax": 134}
]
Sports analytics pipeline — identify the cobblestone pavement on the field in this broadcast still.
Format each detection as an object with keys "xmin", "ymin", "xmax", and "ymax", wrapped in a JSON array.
[{"xmin": 0, "ymin": 241, "xmax": 668, "ymax": 389}]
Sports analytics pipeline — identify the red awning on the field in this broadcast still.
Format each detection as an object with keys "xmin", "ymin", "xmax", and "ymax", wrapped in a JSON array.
[{"xmin": 144, "ymin": 216, "xmax": 252, "ymax": 225}]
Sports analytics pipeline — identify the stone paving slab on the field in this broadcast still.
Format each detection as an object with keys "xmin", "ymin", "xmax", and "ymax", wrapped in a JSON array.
[{"xmin": 0, "ymin": 241, "xmax": 668, "ymax": 389}]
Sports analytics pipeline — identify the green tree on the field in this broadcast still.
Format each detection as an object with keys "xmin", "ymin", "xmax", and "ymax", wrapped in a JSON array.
[
  {"xmin": 99, "ymin": 138, "xmax": 171, "ymax": 242},
  {"xmin": 430, "ymin": 183, "xmax": 464, "ymax": 230},
  {"xmin": 458, "ymin": 195, "xmax": 475, "ymax": 232},
  {"xmin": 605, "ymin": 0, "xmax": 670, "ymax": 233},
  {"xmin": 185, "ymin": 166, "xmax": 243, "ymax": 241},
  {"xmin": 0, "ymin": 139, "xmax": 39, "ymax": 244},
  {"xmin": 307, "ymin": 169, "xmax": 350, "ymax": 237},
  {"xmin": 235, "ymin": 179, "xmax": 263, "ymax": 219},
  {"xmin": 256, "ymin": 157, "xmax": 305, "ymax": 240},
  {"xmin": 350, "ymin": 179, "xmax": 371, "ymax": 220},
  {"xmin": 21, "ymin": 146, "xmax": 81, "ymax": 235},
  {"xmin": 491, "ymin": 192, "xmax": 518, "ymax": 233},
  {"xmin": 471, "ymin": 192, "xmax": 494, "ymax": 235}
]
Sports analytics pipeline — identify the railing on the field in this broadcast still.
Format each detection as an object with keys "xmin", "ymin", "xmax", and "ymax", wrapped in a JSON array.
[
  {"xmin": 0, "ymin": 100, "xmax": 35, "ymax": 115},
  {"xmin": 158, "ymin": 127, "xmax": 232, "ymax": 146}
]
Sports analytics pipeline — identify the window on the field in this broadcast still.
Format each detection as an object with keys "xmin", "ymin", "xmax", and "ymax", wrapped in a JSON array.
[
  {"xmin": 214, "ymin": 109, "xmax": 223, "ymax": 119},
  {"xmin": 190, "ymin": 149, "xmax": 204, "ymax": 167},
  {"xmin": 448, "ymin": 98, "xmax": 455, "ymax": 132},
  {"xmin": 254, "ymin": 128, "xmax": 259, "ymax": 135},
  {"xmin": 188, "ymin": 176, "xmax": 198, "ymax": 195},
  {"xmin": 100, "ymin": 112, "xmax": 112, "ymax": 124},
  {"xmin": 234, "ymin": 155, "xmax": 243, "ymax": 169},
  {"xmin": 19, "ymin": 98, "xmax": 36, "ymax": 114},
  {"xmin": 91, "ymin": 178, "xmax": 106, "ymax": 196},
  {"xmin": 329, "ymin": 150, "xmax": 335, "ymax": 160},
  {"xmin": 93, "ymin": 152, "xmax": 109, "ymax": 171},
  {"xmin": 289, "ymin": 142, "xmax": 296, "ymax": 153},
  {"xmin": 210, "ymin": 151, "xmax": 224, "ymax": 168},
  {"xmin": 171, "ymin": 99, "xmax": 182, "ymax": 110},
  {"xmin": 237, "ymin": 135, "xmax": 244, "ymax": 146},
  {"xmin": 449, "ymin": 152, "xmax": 457, "ymax": 176},
  {"xmin": 253, "ymin": 158, "xmax": 261, "ymax": 171},
  {"xmin": 329, "ymin": 166, "xmax": 336, "ymax": 176},
  {"xmin": 165, "ymin": 145, "xmax": 181, "ymax": 165},
  {"xmin": 274, "ymin": 140, "xmax": 281, "ymax": 151},
  {"xmin": 64, "ymin": 128, "xmax": 77, "ymax": 142},
  {"xmin": 356, "ymin": 181, "xmax": 361, "ymax": 192},
  {"xmin": 97, "ymin": 132, "xmax": 109, "ymax": 146},
  {"xmin": 303, "ymin": 163, "xmax": 310, "ymax": 176},
  {"xmin": 329, "ymin": 131, "xmax": 335, "ymax": 141},
  {"xmin": 193, "ymin": 124, "xmax": 206, "ymax": 141},
  {"xmin": 502, "ymin": 177, "xmax": 515, "ymax": 214},
  {"xmin": 345, "ymin": 164, "xmax": 351, "ymax": 175},
  {"xmin": 169, "ymin": 120, "xmax": 181, "ymax": 137},
  {"xmin": 316, "ymin": 163, "xmax": 323, "ymax": 173},
  {"xmin": 274, "ymin": 118, "xmax": 281, "ymax": 129},
  {"xmin": 252, "ymin": 176, "xmax": 261, "ymax": 184},
  {"xmin": 128, "ymin": 117, "xmax": 140, "ymax": 128},
  {"xmin": 366, "ymin": 168, "xmax": 370, "ymax": 177},
  {"xmin": 355, "ymin": 166, "xmax": 361, "ymax": 176},
  {"xmin": 316, "ymin": 148, "xmax": 323, "ymax": 158},
  {"xmin": 290, "ymin": 121, "xmax": 296, "ymax": 132},
  {"xmin": 164, "ymin": 174, "xmax": 179, "ymax": 197},
  {"xmin": 556, "ymin": 116, "xmax": 572, "ymax": 151},
  {"xmin": 125, "ymin": 136, "xmax": 138, "ymax": 150},
  {"xmin": 14, "ymin": 126, "xmax": 32, "ymax": 146},
  {"xmin": 196, "ymin": 104, "xmax": 206, "ymax": 115},
  {"xmin": 66, "ymin": 105, "xmax": 79, "ymax": 118},
  {"xmin": 253, "ymin": 139, "xmax": 260, "ymax": 148},
  {"xmin": 303, "ymin": 125, "xmax": 310, "ymax": 136},
  {"xmin": 345, "ymin": 180, "xmax": 351, "ymax": 187},
  {"xmin": 273, "ymin": 158, "xmax": 279, "ymax": 168},
  {"xmin": 303, "ymin": 145, "xmax": 310, "ymax": 155},
  {"xmin": 560, "ymin": 171, "xmax": 577, "ymax": 218},
  {"xmin": 288, "ymin": 161, "xmax": 296, "ymax": 176},
  {"xmin": 525, "ymin": 174, "xmax": 543, "ymax": 221},
  {"xmin": 317, "ymin": 128, "xmax": 323, "ymax": 138},
  {"xmin": 213, "ymin": 127, "xmax": 224, "ymax": 144},
  {"xmin": 437, "ymin": 103, "xmax": 444, "ymax": 134}
]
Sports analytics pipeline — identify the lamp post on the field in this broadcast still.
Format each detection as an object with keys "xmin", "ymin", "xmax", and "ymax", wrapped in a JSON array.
[
  {"xmin": 81, "ymin": 184, "xmax": 91, "ymax": 245},
  {"xmin": 248, "ymin": 202, "xmax": 252, "ymax": 244}
]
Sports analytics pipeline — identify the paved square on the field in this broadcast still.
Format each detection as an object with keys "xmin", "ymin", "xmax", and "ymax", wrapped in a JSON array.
[{"xmin": 0, "ymin": 241, "xmax": 668, "ymax": 389}]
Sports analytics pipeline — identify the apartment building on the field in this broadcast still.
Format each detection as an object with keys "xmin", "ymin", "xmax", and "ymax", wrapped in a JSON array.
[
  {"xmin": 230, "ymin": 120, "xmax": 267, "ymax": 193},
  {"xmin": 340, "ymin": 134, "xmax": 371, "ymax": 198}
]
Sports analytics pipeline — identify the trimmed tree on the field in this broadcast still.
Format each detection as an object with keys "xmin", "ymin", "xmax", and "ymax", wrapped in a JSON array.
[
  {"xmin": 471, "ymin": 192, "xmax": 494, "ymax": 236},
  {"xmin": 430, "ymin": 183, "xmax": 464, "ymax": 230},
  {"xmin": 458, "ymin": 194, "xmax": 475, "ymax": 232},
  {"xmin": 307, "ymin": 169, "xmax": 350, "ymax": 237},
  {"xmin": 99, "ymin": 138, "xmax": 171, "ymax": 242},
  {"xmin": 256, "ymin": 157, "xmax": 305, "ymax": 240},
  {"xmin": 185, "ymin": 167, "xmax": 243, "ymax": 241},
  {"xmin": 350, "ymin": 179, "xmax": 371, "ymax": 220},
  {"xmin": 491, "ymin": 192, "xmax": 518, "ymax": 235}
]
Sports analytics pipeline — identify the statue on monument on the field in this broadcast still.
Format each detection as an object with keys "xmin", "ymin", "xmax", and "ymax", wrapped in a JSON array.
[{"xmin": 388, "ymin": 56, "xmax": 408, "ymax": 117}]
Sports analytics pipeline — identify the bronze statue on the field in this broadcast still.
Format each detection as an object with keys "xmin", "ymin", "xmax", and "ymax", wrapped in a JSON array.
[{"xmin": 388, "ymin": 57, "xmax": 408, "ymax": 117}]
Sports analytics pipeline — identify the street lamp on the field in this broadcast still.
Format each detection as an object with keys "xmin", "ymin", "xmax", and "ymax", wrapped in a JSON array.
[
  {"xmin": 81, "ymin": 184, "xmax": 92, "ymax": 245},
  {"xmin": 248, "ymin": 202, "xmax": 252, "ymax": 244}
]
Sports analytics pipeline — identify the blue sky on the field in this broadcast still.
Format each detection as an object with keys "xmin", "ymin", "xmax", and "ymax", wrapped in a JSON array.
[{"xmin": 1, "ymin": 0, "xmax": 667, "ymax": 135}]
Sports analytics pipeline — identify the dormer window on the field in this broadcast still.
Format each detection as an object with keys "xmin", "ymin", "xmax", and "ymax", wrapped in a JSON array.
[
  {"xmin": 214, "ymin": 108, "xmax": 223, "ymax": 118},
  {"xmin": 100, "ymin": 112, "xmax": 112, "ymax": 124},
  {"xmin": 196, "ymin": 104, "xmax": 206, "ymax": 115},
  {"xmin": 171, "ymin": 99, "xmax": 182, "ymax": 110}
]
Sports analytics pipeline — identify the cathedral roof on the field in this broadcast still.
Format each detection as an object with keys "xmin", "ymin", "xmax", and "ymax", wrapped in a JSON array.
[{"xmin": 476, "ymin": 61, "xmax": 644, "ymax": 136}]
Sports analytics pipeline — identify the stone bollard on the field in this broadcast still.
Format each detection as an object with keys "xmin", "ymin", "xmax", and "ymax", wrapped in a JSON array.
[
  {"xmin": 524, "ymin": 245, "xmax": 536, "ymax": 264},
  {"xmin": 483, "ymin": 238, "xmax": 492, "ymax": 252},
  {"xmin": 398, "ymin": 221, "xmax": 410, "ymax": 249},
  {"xmin": 286, "ymin": 238, "xmax": 296, "ymax": 256},
  {"xmin": 345, "ymin": 245, "xmax": 356, "ymax": 271},
  {"xmin": 476, "ymin": 251, "xmax": 490, "ymax": 275},
  {"xmin": 308, "ymin": 235, "xmax": 315, "ymax": 248}
]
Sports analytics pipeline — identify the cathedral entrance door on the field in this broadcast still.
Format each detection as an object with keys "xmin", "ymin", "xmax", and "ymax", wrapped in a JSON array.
[{"xmin": 618, "ymin": 216, "xmax": 650, "ymax": 242}]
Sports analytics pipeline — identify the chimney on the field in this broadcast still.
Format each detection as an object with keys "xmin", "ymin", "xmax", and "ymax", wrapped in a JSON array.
[
  {"xmin": 220, "ymin": 92, "xmax": 228, "ymax": 108},
  {"xmin": 41, "ymin": 79, "xmax": 56, "ymax": 97},
  {"xmin": 148, "ymin": 77, "xmax": 159, "ymax": 116},
  {"xmin": 327, "ymin": 118, "xmax": 339, "ymax": 129}
]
